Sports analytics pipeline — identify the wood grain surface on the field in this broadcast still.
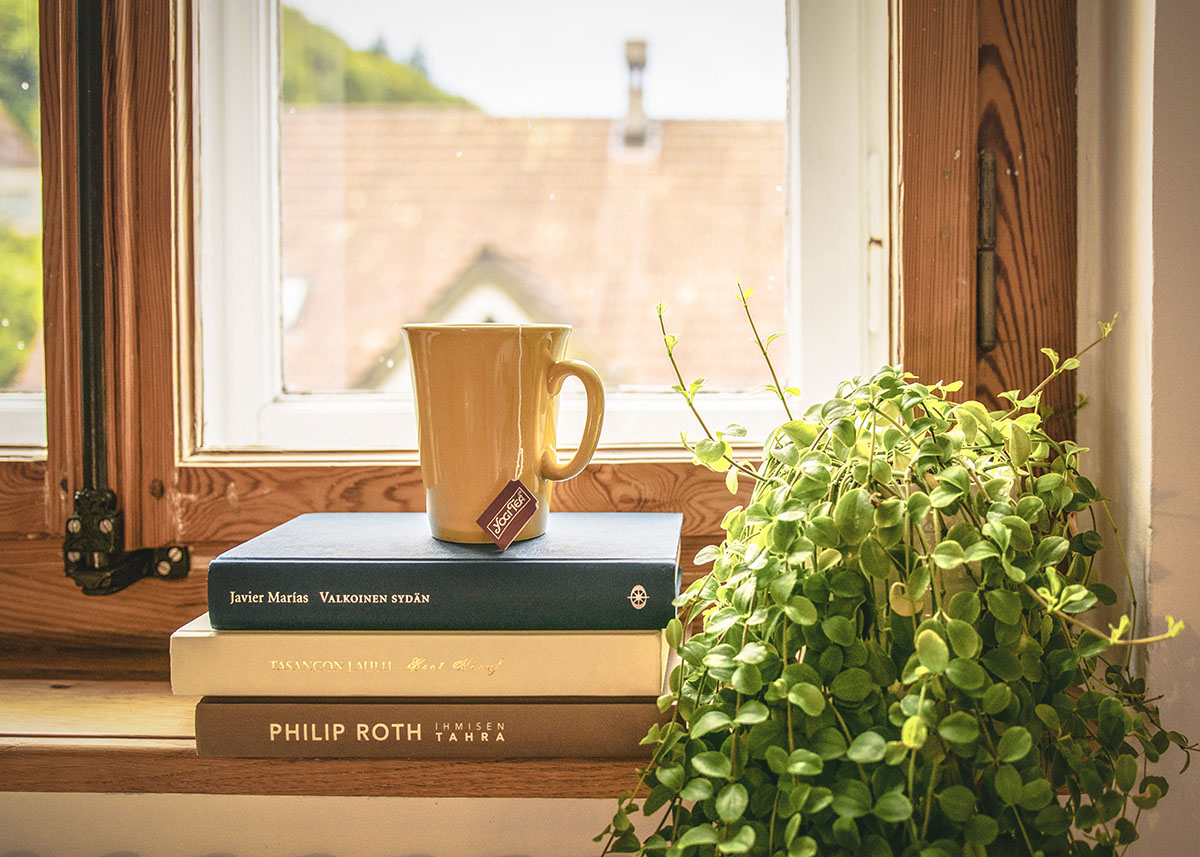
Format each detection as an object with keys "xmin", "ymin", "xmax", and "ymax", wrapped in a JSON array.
[
  {"xmin": 898, "ymin": 0, "xmax": 979, "ymax": 397},
  {"xmin": 35, "ymin": 0, "xmax": 78, "ymax": 539},
  {"xmin": 975, "ymin": 0, "xmax": 1077, "ymax": 436},
  {"xmin": 0, "ymin": 679, "xmax": 649, "ymax": 797},
  {"xmin": 1, "ymin": 529, "xmax": 724, "ymax": 665},
  {"xmin": 175, "ymin": 459, "xmax": 748, "ymax": 544}
]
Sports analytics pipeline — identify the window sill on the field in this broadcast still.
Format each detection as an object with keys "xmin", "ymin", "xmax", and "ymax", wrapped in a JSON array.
[{"xmin": 0, "ymin": 680, "xmax": 646, "ymax": 798}]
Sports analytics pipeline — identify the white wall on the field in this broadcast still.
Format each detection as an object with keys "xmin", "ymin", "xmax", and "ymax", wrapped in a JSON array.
[{"xmin": 1077, "ymin": 0, "xmax": 1200, "ymax": 850}]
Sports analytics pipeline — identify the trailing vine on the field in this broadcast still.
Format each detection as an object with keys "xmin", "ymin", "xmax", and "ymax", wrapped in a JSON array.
[{"xmin": 598, "ymin": 295, "xmax": 1192, "ymax": 857}]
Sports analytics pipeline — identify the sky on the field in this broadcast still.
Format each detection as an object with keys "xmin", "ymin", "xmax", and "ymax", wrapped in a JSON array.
[{"xmin": 283, "ymin": 0, "xmax": 788, "ymax": 120}]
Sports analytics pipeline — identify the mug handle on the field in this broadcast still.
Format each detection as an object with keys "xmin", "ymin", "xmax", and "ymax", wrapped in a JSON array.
[{"xmin": 541, "ymin": 358, "xmax": 605, "ymax": 482}]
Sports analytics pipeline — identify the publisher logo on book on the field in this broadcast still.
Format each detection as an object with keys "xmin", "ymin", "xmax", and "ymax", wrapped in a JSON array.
[{"xmin": 628, "ymin": 585, "xmax": 649, "ymax": 610}]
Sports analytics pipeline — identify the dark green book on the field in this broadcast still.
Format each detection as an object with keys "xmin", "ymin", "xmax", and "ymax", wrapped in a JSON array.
[{"xmin": 206, "ymin": 512, "xmax": 681, "ymax": 631}]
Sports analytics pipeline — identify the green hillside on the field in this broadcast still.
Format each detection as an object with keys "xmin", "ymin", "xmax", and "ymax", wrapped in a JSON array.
[
  {"xmin": 282, "ymin": 6, "xmax": 473, "ymax": 107},
  {"xmin": 0, "ymin": 0, "xmax": 39, "ymax": 142}
]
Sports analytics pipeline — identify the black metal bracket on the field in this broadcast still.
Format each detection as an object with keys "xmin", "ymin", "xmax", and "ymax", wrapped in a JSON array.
[
  {"xmin": 63, "ymin": 0, "xmax": 190, "ymax": 595},
  {"xmin": 64, "ymin": 488, "xmax": 189, "ymax": 596}
]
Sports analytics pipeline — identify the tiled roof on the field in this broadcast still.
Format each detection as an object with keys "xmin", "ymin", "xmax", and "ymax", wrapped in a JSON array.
[{"xmin": 280, "ymin": 105, "xmax": 786, "ymax": 392}]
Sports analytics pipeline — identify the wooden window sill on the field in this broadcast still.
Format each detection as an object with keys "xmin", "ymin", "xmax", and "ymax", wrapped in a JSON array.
[{"xmin": 0, "ymin": 680, "xmax": 644, "ymax": 798}]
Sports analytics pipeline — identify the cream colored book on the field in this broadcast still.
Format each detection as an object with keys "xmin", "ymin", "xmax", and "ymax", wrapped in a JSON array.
[{"xmin": 169, "ymin": 614, "xmax": 668, "ymax": 697}]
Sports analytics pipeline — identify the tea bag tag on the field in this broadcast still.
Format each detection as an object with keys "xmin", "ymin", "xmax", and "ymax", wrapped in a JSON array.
[{"xmin": 476, "ymin": 480, "xmax": 539, "ymax": 550}]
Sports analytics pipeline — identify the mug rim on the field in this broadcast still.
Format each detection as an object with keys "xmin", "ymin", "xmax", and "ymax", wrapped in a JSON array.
[{"xmin": 402, "ymin": 322, "xmax": 573, "ymax": 332}]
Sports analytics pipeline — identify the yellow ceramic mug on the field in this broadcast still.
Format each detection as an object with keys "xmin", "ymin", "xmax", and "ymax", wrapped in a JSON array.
[{"xmin": 403, "ymin": 324, "xmax": 605, "ymax": 544}]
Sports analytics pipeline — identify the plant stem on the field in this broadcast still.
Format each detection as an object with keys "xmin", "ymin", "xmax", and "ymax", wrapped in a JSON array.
[
  {"xmin": 737, "ymin": 280, "xmax": 793, "ymax": 421},
  {"xmin": 1021, "ymin": 583, "xmax": 1176, "ymax": 647}
]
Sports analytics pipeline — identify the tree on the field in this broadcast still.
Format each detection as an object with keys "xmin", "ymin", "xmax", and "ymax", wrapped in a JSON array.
[
  {"xmin": 0, "ymin": 0, "xmax": 39, "ymax": 142},
  {"xmin": 281, "ymin": 6, "xmax": 471, "ymax": 107},
  {"xmin": 0, "ymin": 226, "xmax": 41, "ymax": 388}
]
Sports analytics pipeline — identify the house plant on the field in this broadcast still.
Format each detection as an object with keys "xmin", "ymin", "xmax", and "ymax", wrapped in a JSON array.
[{"xmin": 598, "ymin": 290, "xmax": 1192, "ymax": 857}]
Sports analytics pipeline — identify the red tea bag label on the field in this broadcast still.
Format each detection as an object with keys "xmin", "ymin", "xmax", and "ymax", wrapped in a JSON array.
[{"xmin": 476, "ymin": 480, "xmax": 539, "ymax": 550}]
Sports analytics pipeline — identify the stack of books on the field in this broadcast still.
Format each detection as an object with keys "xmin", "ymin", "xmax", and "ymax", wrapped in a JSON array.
[{"xmin": 169, "ymin": 512, "xmax": 681, "ymax": 759}]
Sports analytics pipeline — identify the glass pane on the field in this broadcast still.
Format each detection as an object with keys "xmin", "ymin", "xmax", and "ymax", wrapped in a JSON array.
[
  {"xmin": 278, "ymin": 0, "xmax": 785, "ymax": 395},
  {"xmin": 0, "ymin": 0, "xmax": 43, "ymax": 395}
]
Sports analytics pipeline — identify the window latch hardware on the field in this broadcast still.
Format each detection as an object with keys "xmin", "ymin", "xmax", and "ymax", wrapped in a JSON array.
[
  {"xmin": 64, "ymin": 488, "xmax": 189, "ymax": 596},
  {"xmin": 63, "ymin": 0, "xmax": 190, "ymax": 596}
]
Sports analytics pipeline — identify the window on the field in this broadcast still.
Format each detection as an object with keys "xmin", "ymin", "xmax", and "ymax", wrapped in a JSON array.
[
  {"xmin": 0, "ymin": 0, "xmax": 45, "ymax": 449},
  {"xmin": 195, "ymin": 0, "xmax": 889, "ymax": 450}
]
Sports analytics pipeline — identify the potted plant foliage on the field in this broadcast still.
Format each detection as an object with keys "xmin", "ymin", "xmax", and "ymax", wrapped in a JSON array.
[{"xmin": 598, "ymin": 290, "xmax": 1192, "ymax": 857}]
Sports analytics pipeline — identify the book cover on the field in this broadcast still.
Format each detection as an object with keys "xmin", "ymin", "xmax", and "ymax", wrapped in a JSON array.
[
  {"xmin": 194, "ymin": 695, "xmax": 666, "ymax": 759},
  {"xmin": 206, "ymin": 512, "xmax": 682, "ymax": 631},
  {"xmin": 170, "ymin": 613, "xmax": 668, "ymax": 697}
]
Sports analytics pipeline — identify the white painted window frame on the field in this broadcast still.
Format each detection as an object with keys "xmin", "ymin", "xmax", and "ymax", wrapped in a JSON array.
[
  {"xmin": 194, "ymin": 0, "xmax": 888, "ymax": 452},
  {"xmin": 0, "ymin": 392, "xmax": 47, "ymax": 449}
]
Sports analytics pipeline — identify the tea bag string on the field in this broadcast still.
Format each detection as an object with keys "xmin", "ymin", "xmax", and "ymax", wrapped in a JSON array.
[{"xmin": 513, "ymin": 330, "xmax": 525, "ymax": 482}]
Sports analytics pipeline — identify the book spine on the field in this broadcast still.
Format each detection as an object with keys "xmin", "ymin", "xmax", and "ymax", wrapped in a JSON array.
[
  {"xmin": 194, "ymin": 697, "xmax": 662, "ymax": 758},
  {"xmin": 207, "ymin": 560, "xmax": 678, "ymax": 631},
  {"xmin": 171, "ymin": 627, "xmax": 667, "ymax": 697}
]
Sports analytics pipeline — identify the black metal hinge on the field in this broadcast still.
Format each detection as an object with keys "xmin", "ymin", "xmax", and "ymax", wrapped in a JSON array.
[
  {"xmin": 64, "ymin": 488, "xmax": 189, "ymax": 596},
  {"xmin": 977, "ymin": 148, "xmax": 998, "ymax": 353}
]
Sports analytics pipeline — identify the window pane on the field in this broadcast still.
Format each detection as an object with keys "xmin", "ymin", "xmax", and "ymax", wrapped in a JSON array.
[
  {"xmin": 0, "ymin": 0, "xmax": 42, "ymax": 397},
  {"xmin": 278, "ymin": 0, "xmax": 786, "ymax": 395}
]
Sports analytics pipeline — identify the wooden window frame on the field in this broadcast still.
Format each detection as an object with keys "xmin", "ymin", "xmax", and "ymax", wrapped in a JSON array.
[{"xmin": 0, "ymin": 0, "xmax": 1077, "ymax": 671}]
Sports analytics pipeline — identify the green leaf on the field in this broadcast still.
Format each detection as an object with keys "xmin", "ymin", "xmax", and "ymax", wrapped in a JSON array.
[
  {"xmin": 994, "ymin": 764, "xmax": 1023, "ymax": 805},
  {"xmin": 980, "ymin": 648, "xmax": 1023, "ymax": 682},
  {"xmin": 1034, "ymin": 704, "xmax": 1060, "ymax": 731},
  {"xmin": 947, "ymin": 619, "xmax": 981, "ymax": 658},
  {"xmin": 690, "ymin": 710, "xmax": 733, "ymax": 739},
  {"xmin": 665, "ymin": 617, "xmax": 684, "ymax": 650},
  {"xmin": 788, "ymin": 836, "xmax": 818, "ymax": 857},
  {"xmin": 1035, "ymin": 535, "xmax": 1070, "ymax": 568},
  {"xmin": 987, "ymin": 589, "xmax": 1023, "ymax": 625},
  {"xmin": 787, "ymin": 748, "xmax": 824, "ymax": 776},
  {"xmin": 908, "ymin": 492, "xmax": 932, "ymax": 524},
  {"xmin": 1007, "ymin": 423, "xmax": 1032, "ymax": 466},
  {"xmin": 781, "ymin": 420, "xmax": 819, "ymax": 447},
  {"xmin": 823, "ymin": 615, "xmax": 856, "ymax": 646},
  {"xmin": 996, "ymin": 726, "xmax": 1033, "ymax": 762},
  {"xmin": 716, "ymin": 824, "xmax": 756, "ymax": 854},
  {"xmin": 846, "ymin": 731, "xmax": 887, "ymax": 764},
  {"xmin": 832, "ymin": 816, "xmax": 862, "ymax": 851},
  {"xmin": 932, "ymin": 539, "xmax": 965, "ymax": 570},
  {"xmin": 937, "ymin": 785, "xmax": 977, "ymax": 822},
  {"xmin": 964, "ymin": 813, "xmax": 999, "ymax": 845},
  {"xmin": 945, "ymin": 657, "xmax": 988, "ymax": 692},
  {"xmin": 807, "ymin": 515, "xmax": 840, "ymax": 547},
  {"xmin": 675, "ymin": 825, "xmax": 720, "ymax": 849},
  {"xmin": 733, "ymin": 700, "xmax": 769, "ymax": 725},
  {"xmin": 834, "ymin": 488, "xmax": 875, "ymax": 546},
  {"xmin": 680, "ymin": 777, "xmax": 714, "ymax": 801},
  {"xmin": 1116, "ymin": 754, "xmax": 1138, "ymax": 793},
  {"xmin": 784, "ymin": 595, "xmax": 819, "ymax": 626},
  {"xmin": 901, "ymin": 715, "xmax": 928, "ymax": 749},
  {"xmin": 938, "ymin": 711, "xmax": 981, "ymax": 744},
  {"xmin": 873, "ymin": 791, "xmax": 913, "ymax": 823},
  {"xmin": 981, "ymin": 683, "xmax": 1013, "ymax": 715},
  {"xmin": 731, "ymin": 664, "xmax": 763, "ymax": 695},
  {"xmin": 859, "ymin": 537, "xmax": 893, "ymax": 579},
  {"xmin": 948, "ymin": 590, "xmax": 982, "ymax": 622},
  {"xmin": 830, "ymin": 668, "xmax": 874, "ymax": 703},
  {"xmin": 811, "ymin": 726, "xmax": 849, "ymax": 760},
  {"xmin": 716, "ymin": 783, "xmax": 749, "ymax": 823},
  {"xmin": 656, "ymin": 763, "xmax": 685, "ymax": 791},
  {"xmin": 691, "ymin": 751, "xmax": 733, "ymax": 780},
  {"xmin": 788, "ymin": 682, "xmax": 827, "ymax": 717},
  {"xmin": 963, "ymin": 540, "xmax": 1000, "ymax": 563},
  {"xmin": 916, "ymin": 629, "xmax": 950, "ymax": 674}
]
